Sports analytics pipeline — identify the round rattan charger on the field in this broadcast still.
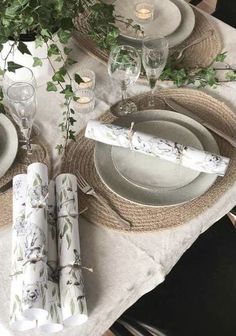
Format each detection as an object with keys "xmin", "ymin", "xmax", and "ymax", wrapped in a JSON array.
[{"xmin": 61, "ymin": 88, "xmax": 236, "ymax": 233}]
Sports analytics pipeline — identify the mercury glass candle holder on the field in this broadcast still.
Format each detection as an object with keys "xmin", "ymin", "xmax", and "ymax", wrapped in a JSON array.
[{"xmin": 134, "ymin": 0, "xmax": 154, "ymax": 24}]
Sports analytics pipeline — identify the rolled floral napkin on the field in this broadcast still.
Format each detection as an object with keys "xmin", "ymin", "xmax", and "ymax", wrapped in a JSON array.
[
  {"xmin": 22, "ymin": 163, "xmax": 49, "ymax": 321},
  {"xmin": 38, "ymin": 181, "xmax": 63, "ymax": 333},
  {"xmin": 10, "ymin": 174, "xmax": 36, "ymax": 331},
  {"xmin": 85, "ymin": 120, "xmax": 230, "ymax": 177},
  {"xmin": 56, "ymin": 174, "xmax": 88, "ymax": 326},
  {"xmin": 27, "ymin": 163, "xmax": 48, "ymax": 208}
]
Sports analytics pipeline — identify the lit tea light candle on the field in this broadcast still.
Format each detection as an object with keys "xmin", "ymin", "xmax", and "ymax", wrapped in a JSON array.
[
  {"xmin": 75, "ymin": 89, "xmax": 95, "ymax": 113},
  {"xmin": 134, "ymin": 1, "xmax": 154, "ymax": 23},
  {"xmin": 77, "ymin": 96, "xmax": 92, "ymax": 105},
  {"xmin": 78, "ymin": 76, "xmax": 93, "ymax": 89}
]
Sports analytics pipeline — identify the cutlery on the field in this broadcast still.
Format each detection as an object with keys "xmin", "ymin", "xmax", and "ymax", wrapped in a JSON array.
[
  {"xmin": 76, "ymin": 171, "xmax": 132, "ymax": 228},
  {"xmin": 171, "ymin": 30, "xmax": 213, "ymax": 61},
  {"xmin": 163, "ymin": 97, "xmax": 236, "ymax": 148}
]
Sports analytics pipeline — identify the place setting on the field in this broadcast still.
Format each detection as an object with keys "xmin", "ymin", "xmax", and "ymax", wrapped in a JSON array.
[{"xmin": 75, "ymin": 0, "xmax": 221, "ymax": 69}]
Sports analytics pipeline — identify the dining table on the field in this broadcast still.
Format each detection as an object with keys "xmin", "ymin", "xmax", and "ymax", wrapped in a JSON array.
[{"xmin": 0, "ymin": 7, "xmax": 236, "ymax": 336}]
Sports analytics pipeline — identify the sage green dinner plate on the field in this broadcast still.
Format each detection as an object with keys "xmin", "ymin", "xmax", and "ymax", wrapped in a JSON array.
[
  {"xmin": 0, "ymin": 114, "xmax": 18, "ymax": 178},
  {"xmin": 94, "ymin": 110, "xmax": 219, "ymax": 207}
]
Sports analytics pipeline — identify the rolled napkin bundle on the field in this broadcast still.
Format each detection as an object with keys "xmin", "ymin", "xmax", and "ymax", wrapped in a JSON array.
[
  {"xmin": 85, "ymin": 120, "xmax": 230, "ymax": 177},
  {"xmin": 38, "ymin": 181, "xmax": 63, "ymax": 333},
  {"xmin": 22, "ymin": 163, "xmax": 49, "ymax": 321},
  {"xmin": 10, "ymin": 174, "xmax": 36, "ymax": 331},
  {"xmin": 56, "ymin": 174, "xmax": 88, "ymax": 326},
  {"xmin": 27, "ymin": 162, "xmax": 48, "ymax": 208}
]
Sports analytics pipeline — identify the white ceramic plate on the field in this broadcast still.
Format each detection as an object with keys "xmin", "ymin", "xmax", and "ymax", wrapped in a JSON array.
[
  {"xmin": 94, "ymin": 110, "xmax": 218, "ymax": 207},
  {"xmin": 0, "ymin": 114, "xmax": 18, "ymax": 178},
  {"xmin": 115, "ymin": 0, "xmax": 182, "ymax": 39},
  {"xmin": 118, "ymin": 0, "xmax": 195, "ymax": 48}
]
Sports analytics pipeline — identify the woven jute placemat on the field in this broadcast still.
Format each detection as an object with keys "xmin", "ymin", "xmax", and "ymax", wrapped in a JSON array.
[
  {"xmin": 0, "ymin": 121, "xmax": 51, "ymax": 228},
  {"xmin": 74, "ymin": 7, "xmax": 222, "ymax": 69},
  {"xmin": 61, "ymin": 88, "xmax": 236, "ymax": 232}
]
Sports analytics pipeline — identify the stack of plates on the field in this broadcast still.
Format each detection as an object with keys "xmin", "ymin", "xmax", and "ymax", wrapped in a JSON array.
[
  {"xmin": 115, "ymin": 0, "xmax": 195, "ymax": 48},
  {"xmin": 0, "ymin": 114, "xmax": 18, "ymax": 179},
  {"xmin": 94, "ymin": 110, "xmax": 219, "ymax": 207}
]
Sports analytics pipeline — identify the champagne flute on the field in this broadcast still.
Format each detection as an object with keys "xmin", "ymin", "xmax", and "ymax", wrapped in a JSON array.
[
  {"xmin": 2, "ymin": 66, "xmax": 36, "ymax": 95},
  {"xmin": 108, "ymin": 45, "xmax": 141, "ymax": 115},
  {"xmin": 142, "ymin": 36, "xmax": 169, "ymax": 107},
  {"xmin": 6, "ymin": 82, "xmax": 36, "ymax": 155}
]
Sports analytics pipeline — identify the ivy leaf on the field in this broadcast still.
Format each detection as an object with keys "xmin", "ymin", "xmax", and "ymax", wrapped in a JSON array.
[
  {"xmin": 215, "ymin": 52, "xmax": 227, "ymax": 62},
  {"xmin": 67, "ymin": 58, "xmax": 77, "ymax": 65},
  {"xmin": 33, "ymin": 57, "xmax": 43, "ymax": 67},
  {"xmin": 18, "ymin": 41, "xmax": 31, "ymax": 55},
  {"xmin": 35, "ymin": 35, "xmax": 44, "ymax": 48},
  {"xmin": 64, "ymin": 47, "xmax": 72, "ymax": 55},
  {"xmin": 7, "ymin": 61, "xmax": 23, "ymax": 73},
  {"xmin": 41, "ymin": 28, "xmax": 51, "ymax": 38},
  {"xmin": 226, "ymin": 70, "xmax": 236, "ymax": 81},
  {"xmin": 47, "ymin": 44, "xmax": 60, "ymax": 57},
  {"xmin": 57, "ymin": 29, "xmax": 71, "ymax": 44},
  {"xmin": 69, "ymin": 117, "xmax": 76, "ymax": 126},
  {"xmin": 47, "ymin": 81, "xmax": 57, "ymax": 92},
  {"xmin": 74, "ymin": 73, "xmax": 83, "ymax": 85},
  {"xmin": 52, "ymin": 71, "xmax": 65, "ymax": 82}
]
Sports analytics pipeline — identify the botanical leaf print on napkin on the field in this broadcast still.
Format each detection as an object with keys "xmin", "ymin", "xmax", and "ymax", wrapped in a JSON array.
[{"xmin": 27, "ymin": 173, "xmax": 48, "ymax": 208}]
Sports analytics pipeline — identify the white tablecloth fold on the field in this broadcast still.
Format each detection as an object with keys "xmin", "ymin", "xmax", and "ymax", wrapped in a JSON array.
[
  {"xmin": 56, "ymin": 174, "xmax": 88, "ymax": 326},
  {"xmin": 85, "ymin": 120, "xmax": 230, "ymax": 176}
]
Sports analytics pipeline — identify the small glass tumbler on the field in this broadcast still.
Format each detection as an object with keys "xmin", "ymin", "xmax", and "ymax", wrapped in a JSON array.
[
  {"xmin": 75, "ymin": 89, "xmax": 95, "ymax": 114},
  {"xmin": 73, "ymin": 69, "xmax": 95, "ymax": 90},
  {"xmin": 134, "ymin": 0, "xmax": 154, "ymax": 24}
]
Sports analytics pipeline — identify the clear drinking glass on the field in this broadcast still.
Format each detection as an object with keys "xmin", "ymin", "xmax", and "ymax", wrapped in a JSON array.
[
  {"xmin": 142, "ymin": 36, "xmax": 169, "ymax": 107},
  {"xmin": 2, "ymin": 66, "xmax": 36, "ymax": 95},
  {"xmin": 108, "ymin": 45, "xmax": 141, "ymax": 115},
  {"xmin": 6, "ymin": 82, "xmax": 37, "ymax": 155}
]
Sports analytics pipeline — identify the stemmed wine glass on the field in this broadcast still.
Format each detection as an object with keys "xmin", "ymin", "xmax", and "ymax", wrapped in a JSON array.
[
  {"xmin": 6, "ymin": 82, "xmax": 37, "ymax": 155},
  {"xmin": 142, "ymin": 36, "xmax": 169, "ymax": 107},
  {"xmin": 108, "ymin": 45, "xmax": 141, "ymax": 115}
]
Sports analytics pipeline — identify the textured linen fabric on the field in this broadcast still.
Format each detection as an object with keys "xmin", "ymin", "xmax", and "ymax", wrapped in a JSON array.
[{"xmin": 0, "ymin": 14, "xmax": 236, "ymax": 336}]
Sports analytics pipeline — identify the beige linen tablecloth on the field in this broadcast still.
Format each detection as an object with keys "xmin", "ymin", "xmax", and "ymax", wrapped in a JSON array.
[{"xmin": 1, "ymin": 13, "xmax": 236, "ymax": 336}]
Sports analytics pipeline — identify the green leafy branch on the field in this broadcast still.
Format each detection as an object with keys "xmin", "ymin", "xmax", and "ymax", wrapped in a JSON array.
[{"xmin": 160, "ymin": 52, "xmax": 236, "ymax": 87}]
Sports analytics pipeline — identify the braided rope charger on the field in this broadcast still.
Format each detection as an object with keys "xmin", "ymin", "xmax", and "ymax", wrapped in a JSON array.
[{"xmin": 61, "ymin": 88, "xmax": 236, "ymax": 232}]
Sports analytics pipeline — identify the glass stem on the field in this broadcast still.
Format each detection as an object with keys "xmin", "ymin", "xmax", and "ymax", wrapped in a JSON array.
[
  {"xmin": 149, "ymin": 79, "xmax": 157, "ymax": 108},
  {"xmin": 121, "ymin": 80, "xmax": 128, "ymax": 103}
]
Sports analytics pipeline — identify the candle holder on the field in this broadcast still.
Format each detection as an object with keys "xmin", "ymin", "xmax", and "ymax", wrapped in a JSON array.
[
  {"xmin": 134, "ymin": 0, "xmax": 154, "ymax": 24},
  {"xmin": 73, "ymin": 69, "xmax": 96, "ymax": 90},
  {"xmin": 75, "ymin": 89, "xmax": 95, "ymax": 114}
]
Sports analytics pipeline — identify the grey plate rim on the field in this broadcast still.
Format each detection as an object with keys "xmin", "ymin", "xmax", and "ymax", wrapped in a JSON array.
[{"xmin": 0, "ymin": 114, "xmax": 18, "ymax": 179}]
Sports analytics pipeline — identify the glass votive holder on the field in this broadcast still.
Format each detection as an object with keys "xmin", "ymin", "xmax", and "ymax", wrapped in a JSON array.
[
  {"xmin": 134, "ymin": 0, "xmax": 154, "ymax": 24},
  {"xmin": 73, "ymin": 69, "xmax": 95, "ymax": 90},
  {"xmin": 75, "ymin": 89, "xmax": 95, "ymax": 114}
]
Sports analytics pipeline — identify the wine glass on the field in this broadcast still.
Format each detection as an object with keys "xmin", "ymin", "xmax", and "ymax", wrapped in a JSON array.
[
  {"xmin": 142, "ymin": 36, "xmax": 169, "ymax": 107},
  {"xmin": 6, "ymin": 82, "xmax": 36, "ymax": 155},
  {"xmin": 108, "ymin": 45, "xmax": 141, "ymax": 115}
]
